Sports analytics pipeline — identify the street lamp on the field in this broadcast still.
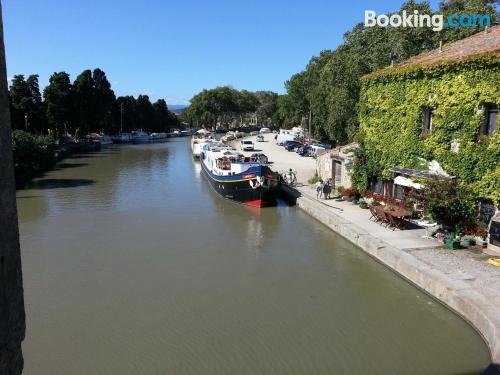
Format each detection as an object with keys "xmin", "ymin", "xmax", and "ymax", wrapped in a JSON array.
[{"xmin": 24, "ymin": 113, "xmax": 28, "ymax": 131}]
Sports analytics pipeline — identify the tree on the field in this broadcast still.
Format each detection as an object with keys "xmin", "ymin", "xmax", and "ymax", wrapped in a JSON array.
[
  {"xmin": 92, "ymin": 68, "xmax": 116, "ymax": 134},
  {"xmin": 115, "ymin": 96, "xmax": 138, "ymax": 132},
  {"xmin": 44, "ymin": 72, "xmax": 73, "ymax": 136},
  {"xmin": 72, "ymin": 70, "xmax": 94, "ymax": 134},
  {"xmin": 136, "ymin": 95, "xmax": 155, "ymax": 129},
  {"xmin": 10, "ymin": 74, "xmax": 46, "ymax": 133},
  {"xmin": 9, "ymin": 75, "xmax": 31, "ymax": 130},
  {"xmin": 436, "ymin": 0, "xmax": 498, "ymax": 43},
  {"xmin": 152, "ymin": 99, "xmax": 178, "ymax": 132},
  {"xmin": 26, "ymin": 75, "xmax": 46, "ymax": 133},
  {"xmin": 255, "ymin": 91, "xmax": 278, "ymax": 126},
  {"xmin": 186, "ymin": 86, "xmax": 256, "ymax": 127}
]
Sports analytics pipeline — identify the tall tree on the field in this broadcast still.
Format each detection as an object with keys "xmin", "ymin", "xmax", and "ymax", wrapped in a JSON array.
[
  {"xmin": 9, "ymin": 75, "xmax": 30, "ymax": 130},
  {"xmin": 92, "ymin": 68, "xmax": 116, "ymax": 133},
  {"xmin": 136, "ymin": 95, "xmax": 155, "ymax": 129},
  {"xmin": 9, "ymin": 74, "xmax": 45, "ymax": 133},
  {"xmin": 115, "ymin": 95, "xmax": 138, "ymax": 132},
  {"xmin": 44, "ymin": 72, "xmax": 73, "ymax": 136},
  {"xmin": 25, "ymin": 74, "xmax": 45, "ymax": 133},
  {"xmin": 72, "ymin": 70, "xmax": 94, "ymax": 134},
  {"xmin": 152, "ymin": 99, "xmax": 178, "ymax": 132}
]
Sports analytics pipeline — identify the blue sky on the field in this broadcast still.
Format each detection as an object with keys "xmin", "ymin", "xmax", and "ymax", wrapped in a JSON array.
[{"xmin": 4, "ymin": 0, "xmax": 440, "ymax": 105}]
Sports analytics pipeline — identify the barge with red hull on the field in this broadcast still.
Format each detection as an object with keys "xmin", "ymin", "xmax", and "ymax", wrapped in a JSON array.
[{"xmin": 200, "ymin": 144, "xmax": 279, "ymax": 207}]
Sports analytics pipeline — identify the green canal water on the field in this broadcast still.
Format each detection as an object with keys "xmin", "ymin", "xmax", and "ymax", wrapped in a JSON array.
[{"xmin": 17, "ymin": 139, "xmax": 490, "ymax": 374}]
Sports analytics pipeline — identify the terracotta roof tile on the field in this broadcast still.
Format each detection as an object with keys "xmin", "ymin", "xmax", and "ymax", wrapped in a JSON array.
[{"xmin": 400, "ymin": 25, "xmax": 500, "ymax": 66}]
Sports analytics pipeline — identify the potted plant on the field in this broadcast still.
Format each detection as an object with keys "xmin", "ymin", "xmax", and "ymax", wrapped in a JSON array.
[{"xmin": 359, "ymin": 200, "xmax": 369, "ymax": 209}]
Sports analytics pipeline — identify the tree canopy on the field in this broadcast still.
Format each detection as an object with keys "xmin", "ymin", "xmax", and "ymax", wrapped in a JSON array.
[
  {"xmin": 273, "ymin": 0, "xmax": 498, "ymax": 144},
  {"xmin": 10, "ymin": 68, "xmax": 179, "ymax": 137}
]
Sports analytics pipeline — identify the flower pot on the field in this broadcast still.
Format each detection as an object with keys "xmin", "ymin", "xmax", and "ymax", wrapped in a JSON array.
[
  {"xmin": 460, "ymin": 239, "xmax": 471, "ymax": 248},
  {"xmin": 445, "ymin": 239, "xmax": 460, "ymax": 249}
]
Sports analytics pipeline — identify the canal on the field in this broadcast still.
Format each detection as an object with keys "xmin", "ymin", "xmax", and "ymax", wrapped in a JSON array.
[{"xmin": 17, "ymin": 138, "xmax": 490, "ymax": 374}]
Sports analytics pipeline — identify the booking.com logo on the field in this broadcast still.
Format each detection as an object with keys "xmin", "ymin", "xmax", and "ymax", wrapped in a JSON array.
[{"xmin": 365, "ymin": 10, "xmax": 491, "ymax": 31}]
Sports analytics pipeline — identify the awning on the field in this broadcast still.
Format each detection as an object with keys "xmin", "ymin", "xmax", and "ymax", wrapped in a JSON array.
[{"xmin": 394, "ymin": 175, "xmax": 423, "ymax": 189}]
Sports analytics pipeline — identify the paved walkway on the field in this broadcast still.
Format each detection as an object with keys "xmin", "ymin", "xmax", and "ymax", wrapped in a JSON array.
[{"xmin": 297, "ymin": 185, "xmax": 440, "ymax": 250}]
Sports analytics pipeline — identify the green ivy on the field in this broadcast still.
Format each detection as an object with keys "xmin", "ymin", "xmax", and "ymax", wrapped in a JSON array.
[{"xmin": 354, "ymin": 53, "xmax": 500, "ymax": 205}]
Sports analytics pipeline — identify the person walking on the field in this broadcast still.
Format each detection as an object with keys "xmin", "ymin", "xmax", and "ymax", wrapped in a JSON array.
[
  {"xmin": 316, "ymin": 179, "xmax": 323, "ymax": 199},
  {"xmin": 323, "ymin": 179, "xmax": 332, "ymax": 199}
]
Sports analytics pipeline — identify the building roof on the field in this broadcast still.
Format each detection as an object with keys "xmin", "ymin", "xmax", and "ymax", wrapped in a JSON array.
[{"xmin": 400, "ymin": 25, "xmax": 500, "ymax": 66}]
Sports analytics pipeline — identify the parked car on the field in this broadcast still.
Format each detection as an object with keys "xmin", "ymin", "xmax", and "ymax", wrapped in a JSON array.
[
  {"xmin": 240, "ymin": 140, "xmax": 255, "ymax": 151},
  {"xmin": 311, "ymin": 142, "xmax": 332, "ymax": 150},
  {"xmin": 296, "ymin": 145, "xmax": 312, "ymax": 156},
  {"xmin": 309, "ymin": 144, "xmax": 327, "ymax": 156},
  {"xmin": 251, "ymin": 153, "xmax": 268, "ymax": 164},
  {"xmin": 284, "ymin": 140, "xmax": 303, "ymax": 151},
  {"xmin": 259, "ymin": 127, "xmax": 271, "ymax": 134},
  {"xmin": 256, "ymin": 135, "xmax": 265, "ymax": 142}
]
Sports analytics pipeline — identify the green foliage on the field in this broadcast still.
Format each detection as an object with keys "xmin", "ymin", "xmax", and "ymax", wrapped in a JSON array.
[
  {"xmin": 11, "ymin": 68, "xmax": 178, "ymax": 136},
  {"xmin": 474, "ymin": 167, "xmax": 500, "ymax": 206},
  {"xmin": 308, "ymin": 172, "xmax": 320, "ymax": 185},
  {"xmin": 421, "ymin": 179, "xmax": 478, "ymax": 228},
  {"xmin": 43, "ymin": 72, "xmax": 73, "ymax": 136},
  {"xmin": 274, "ymin": 0, "xmax": 496, "ymax": 143},
  {"xmin": 9, "ymin": 74, "xmax": 45, "ymax": 133},
  {"xmin": 12, "ymin": 130, "xmax": 55, "ymax": 187},
  {"xmin": 185, "ymin": 86, "xmax": 275, "ymax": 128},
  {"xmin": 354, "ymin": 54, "xmax": 500, "ymax": 205}
]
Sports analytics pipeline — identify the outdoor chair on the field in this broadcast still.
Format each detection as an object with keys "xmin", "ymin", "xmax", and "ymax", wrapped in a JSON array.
[
  {"xmin": 386, "ymin": 213, "xmax": 406, "ymax": 231},
  {"xmin": 375, "ymin": 207, "xmax": 390, "ymax": 227},
  {"xmin": 369, "ymin": 206, "xmax": 379, "ymax": 222}
]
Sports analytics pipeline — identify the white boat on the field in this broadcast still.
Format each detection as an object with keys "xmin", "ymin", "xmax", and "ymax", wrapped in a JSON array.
[
  {"xmin": 100, "ymin": 135, "xmax": 113, "ymax": 146},
  {"xmin": 191, "ymin": 131, "xmax": 215, "ymax": 158},
  {"xmin": 150, "ymin": 132, "xmax": 168, "ymax": 142},
  {"xmin": 112, "ymin": 133, "xmax": 132, "ymax": 143},
  {"xmin": 132, "ymin": 129, "xmax": 150, "ymax": 143}
]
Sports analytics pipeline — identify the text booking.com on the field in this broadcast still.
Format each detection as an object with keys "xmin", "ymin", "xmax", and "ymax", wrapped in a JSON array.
[{"xmin": 365, "ymin": 10, "xmax": 491, "ymax": 31}]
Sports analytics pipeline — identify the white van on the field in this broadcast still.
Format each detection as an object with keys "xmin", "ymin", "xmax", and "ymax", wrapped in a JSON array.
[
  {"xmin": 240, "ymin": 140, "xmax": 255, "ymax": 151},
  {"xmin": 276, "ymin": 129, "xmax": 300, "ymax": 146},
  {"xmin": 259, "ymin": 127, "xmax": 271, "ymax": 134}
]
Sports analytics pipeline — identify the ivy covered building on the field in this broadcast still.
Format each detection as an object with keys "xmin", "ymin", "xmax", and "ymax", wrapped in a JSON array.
[{"xmin": 355, "ymin": 26, "xmax": 499, "ymax": 208}]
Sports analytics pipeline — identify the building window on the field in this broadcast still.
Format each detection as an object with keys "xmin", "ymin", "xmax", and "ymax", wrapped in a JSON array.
[
  {"xmin": 422, "ymin": 108, "xmax": 433, "ymax": 132},
  {"xmin": 481, "ymin": 105, "xmax": 498, "ymax": 137}
]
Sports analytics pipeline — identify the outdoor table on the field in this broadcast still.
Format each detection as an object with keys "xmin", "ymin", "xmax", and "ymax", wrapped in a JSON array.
[
  {"xmin": 386, "ymin": 209, "xmax": 411, "ymax": 218},
  {"xmin": 416, "ymin": 220, "xmax": 438, "ymax": 239}
]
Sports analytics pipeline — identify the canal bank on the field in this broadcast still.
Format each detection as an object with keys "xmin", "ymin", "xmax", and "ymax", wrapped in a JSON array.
[{"xmin": 233, "ymin": 132, "xmax": 500, "ymax": 367}]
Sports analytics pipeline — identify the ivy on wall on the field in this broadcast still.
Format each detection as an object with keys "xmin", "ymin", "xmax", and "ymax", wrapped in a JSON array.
[{"xmin": 353, "ymin": 53, "xmax": 500, "ymax": 205}]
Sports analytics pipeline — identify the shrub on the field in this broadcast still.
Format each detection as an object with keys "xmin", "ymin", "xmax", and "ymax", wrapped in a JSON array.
[
  {"xmin": 421, "ymin": 178, "xmax": 478, "ymax": 229},
  {"xmin": 308, "ymin": 172, "xmax": 320, "ymax": 185},
  {"xmin": 12, "ymin": 130, "xmax": 55, "ymax": 187}
]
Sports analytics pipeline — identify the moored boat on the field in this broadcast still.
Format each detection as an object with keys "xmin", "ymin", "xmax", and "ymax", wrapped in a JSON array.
[
  {"xmin": 112, "ymin": 133, "xmax": 132, "ymax": 143},
  {"xmin": 131, "ymin": 129, "xmax": 150, "ymax": 143},
  {"xmin": 191, "ymin": 130, "xmax": 215, "ymax": 158},
  {"xmin": 199, "ymin": 144, "xmax": 279, "ymax": 207}
]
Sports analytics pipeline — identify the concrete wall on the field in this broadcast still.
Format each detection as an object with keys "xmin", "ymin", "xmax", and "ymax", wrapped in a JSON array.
[{"xmin": 0, "ymin": 2, "xmax": 26, "ymax": 374}]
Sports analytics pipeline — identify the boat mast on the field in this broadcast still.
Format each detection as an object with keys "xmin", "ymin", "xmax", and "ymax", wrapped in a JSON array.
[{"xmin": 120, "ymin": 102, "xmax": 124, "ymax": 134}]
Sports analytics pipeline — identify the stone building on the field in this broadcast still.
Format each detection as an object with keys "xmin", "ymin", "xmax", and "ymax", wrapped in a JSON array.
[{"xmin": 316, "ymin": 143, "xmax": 358, "ymax": 188}]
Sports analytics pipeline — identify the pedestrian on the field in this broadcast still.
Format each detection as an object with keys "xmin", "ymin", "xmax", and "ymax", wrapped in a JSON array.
[
  {"xmin": 316, "ymin": 179, "xmax": 323, "ymax": 199},
  {"xmin": 323, "ymin": 179, "xmax": 332, "ymax": 199}
]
